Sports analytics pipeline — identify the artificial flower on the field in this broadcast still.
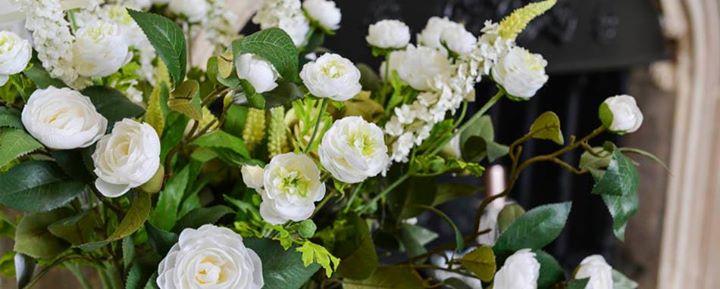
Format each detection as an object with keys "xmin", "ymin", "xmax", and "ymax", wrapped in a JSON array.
[
  {"xmin": 72, "ymin": 21, "xmax": 130, "ymax": 78},
  {"xmin": 303, "ymin": 0, "xmax": 341, "ymax": 31},
  {"xmin": 492, "ymin": 46, "xmax": 548, "ymax": 99},
  {"xmin": 0, "ymin": 31, "xmax": 32, "ymax": 86},
  {"xmin": 319, "ymin": 116, "xmax": 388, "ymax": 184},
  {"xmin": 236, "ymin": 53, "xmax": 279, "ymax": 93},
  {"xmin": 300, "ymin": 53, "xmax": 361, "ymax": 101},
  {"xmin": 493, "ymin": 249, "xmax": 540, "ymax": 289},
  {"xmin": 168, "ymin": 0, "xmax": 208, "ymax": 23},
  {"xmin": 575, "ymin": 255, "xmax": 614, "ymax": 289},
  {"xmin": 366, "ymin": 19, "xmax": 410, "ymax": 49},
  {"xmin": 600, "ymin": 95, "xmax": 644, "ymax": 134}
]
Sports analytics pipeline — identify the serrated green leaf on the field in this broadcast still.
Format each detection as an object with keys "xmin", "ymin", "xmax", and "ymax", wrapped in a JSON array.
[
  {"xmin": 191, "ymin": 130, "xmax": 250, "ymax": 159},
  {"xmin": 534, "ymin": 250, "xmax": 565, "ymax": 289},
  {"xmin": 0, "ymin": 160, "xmax": 86, "ymax": 213},
  {"xmin": 0, "ymin": 107, "xmax": 22, "ymax": 129},
  {"xmin": 168, "ymin": 80, "xmax": 202, "ymax": 120},
  {"xmin": 23, "ymin": 60, "xmax": 65, "ymax": 89},
  {"xmin": 172, "ymin": 205, "xmax": 233, "ymax": 232},
  {"xmin": 497, "ymin": 203, "xmax": 526, "ymax": 234},
  {"xmin": 145, "ymin": 223, "xmax": 178, "ymax": 256},
  {"xmin": 150, "ymin": 165, "xmax": 190, "ymax": 230},
  {"xmin": 245, "ymin": 238, "xmax": 320, "ymax": 289},
  {"xmin": 592, "ymin": 149, "xmax": 639, "ymax": 197},
  {"xmin": 297, "ymin": 241, "xmax": 340, "ymax": 278},
  {"xmin": 529, "ymin": 111, "xmax": 564, "ymax": 145},
  {"xmin": 493, "ymin": 202, "xmax": 572, "ymax": 256},
  {"xmin": 122, "ymin": 237, "xmax": 135, "ymax": 270},
  {"xmin": 83, "ymin": 86, "xmax": 145, "ymax": 126},
  {"xmin": 233, "ymin": 28, "xmax": 299, "ymax": 82},
  {"xmin": 47, "ymin": 211, "xmax": 100, "ymax": 245},
  {"xmin": 160, "ymin": 113, "xmax": 189, "ymax": 161},
  {"xmin": 344, "ymin": 266, "xmax": 425, "ymax": 289},
  {"xmin": 460, "ymin": 245, "xmax": 496, "ymax": 282},
  {"xmin": 263, "ymin": 80, "xmax": 304, "ymax": 108},
  {"xmin": 146, "ymin": 82, "xmax": 168, "ymax": 136},
  {"xmin": 128, "ymin": 10, "xmax": 187, "ymax": 87},
  {"xmin": 14, "ymin": 208, "xmax": 73, "ymax": 259},
  {"xmin": 77, "ymin": 192, "xmax": 152, "ymax": 251},
  {"xmin": 0, "ymin": 128, "xmax": 42, "ymax": 168}
]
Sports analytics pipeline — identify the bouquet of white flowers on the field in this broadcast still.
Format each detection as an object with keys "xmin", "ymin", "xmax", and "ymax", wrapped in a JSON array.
[{"xmin": 0, "ymin": 0, "xmax": 650, "ymax": 288}]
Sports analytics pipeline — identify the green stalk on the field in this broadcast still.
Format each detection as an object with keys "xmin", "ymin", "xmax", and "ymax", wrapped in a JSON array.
[{"xmin": 303, "ymin": 98, "xmax": 328, "ymax": 153}]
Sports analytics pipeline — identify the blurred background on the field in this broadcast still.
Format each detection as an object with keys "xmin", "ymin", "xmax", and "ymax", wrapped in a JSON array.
[{"xmin": 3, "ymin": 0, "xmax": 720, "ymax": 288}]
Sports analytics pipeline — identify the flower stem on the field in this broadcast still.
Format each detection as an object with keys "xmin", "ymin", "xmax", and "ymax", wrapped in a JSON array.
[
  {"xmin": 303, "ymin": 98, "xmax": 328, "ymax": 153},
  {"xmin": 357, "ymin": 173, "xmax": 411, "ymax": 213}
]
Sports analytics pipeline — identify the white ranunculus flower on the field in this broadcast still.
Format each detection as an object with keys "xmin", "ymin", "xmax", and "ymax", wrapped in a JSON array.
[
  {"xmin": 241, "ymin": 165, "xmax": 265, "ymax": 191},
  {"xmin": 236, "ymin": 53, "xmax": 279, "ymax": 93},
  {"xmin": 278, "ymin": 16, "xmax": 311, "ymax": 47},
  {"xmin": 418, "ymin": 17, "xmax": 459, "ymax": 50},
  {"xmin": 386, "ymin": 45, "xmax": 453, "ymax": 91},
  {"xmin": 168, "ymin": 0, "xmax": 208, "ymax": 23},
  {"xmin": 157, "ymin": 224, "xmax": 264, "ymax": 289},
  {"xmin": 319, "ymin": 116, "xmax": 388, "ymax": 184},
  {"xmin": 300, "ymin": 53, "xmax": 361, "ymax": 101},
  {"xmin": 492, "ymin": 46, "xmax": 549, "ymax": 100},
  {"xmin": 21, "ymin": 86, "xmax": 107, "ymax": 150},
  {"xmin": 600, "ymin": 95, "xmax": 644, "ymax": 134},
  {"xmin": 258, "ymin": 153, "xmax": 326, "ymax": 225},
  {"xmin": 575, "ymin": 255, "xmax": 614, "ymax": 289},
  {"xmin": 366, "ymin": 19, "xmax": 410, "ymax": 49},
  {"xmin": 92, "ymin": 119, "xmax": 161, "ymax": 198},
  {"xmin": 440, "ymin": 26, "xmax": 476, "ymax": 56},
  {"xmin": 493, "ymin": 249, "xmax": 540, "ymax": 289},
  {"xmin": 73, "ymin": 21, "xmax": 131, "ymax": 78},
  {"xmin": 303, "ymin": 0, "xmax": 341, "ymax": 31},
  {"xmin": 0, "ymin": 31, "xmax": 31, "ymax": 86}
]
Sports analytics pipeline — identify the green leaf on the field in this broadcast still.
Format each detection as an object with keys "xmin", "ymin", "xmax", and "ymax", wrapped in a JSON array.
[
  {"xmin": 0, "ymin": 128, "xmax": 42, "ymax": 168},
  {"xmin": 160, "ymin": 113, "xmax": 189, "ymax": 161},
  {"xmin": 433, "ymin": 183, "xmax": 478, "ymax": 206},
  {"xmin": 592, "ymin": 149, "xmax": 639, "ymax": 197},
  {"xmin": 128, "ymin": 10, "xmax": 187, "ymax": 87},
  {"xmin": 168, "ymin": 80, "xmax": 203, "ymax": 120},
  {"xmin": 0, "ymin": 251, "xmax": 15, "ymax": 278},
  {"xmin": 172, "ymin": 205, "xmax": 234, "ymax": 232},
  {"xmin": 357, "ymin": 63, "xmax": 382, "ymax": 92},
  {"xmin": 493, "ymin": 202, "xmax": 572, "ymax": 256},
  {"xmin": 0, "ymin": 160, "xmax": 86, "ymax": 213},
  {"xmin": 534, "ymin": 250, "xmax": 565, "ymax": 289},
  {"xmin": 334, "ymin": 214, "xmax": 378, "ymax": 279},
  {"xmin": 460, "ymin": 116, "xmax": 508, "ymax": 162},
  {"xmin": 296, "ymin": 241, "xmax": 340, "ymax": 278},
  {"xmin": 612, "ymin": 269, "xmax": 638, "ymax": 289},
  {"xmin": 50, "ymin": 149, "xmax": 95, "ymax": 183},
  {"xmin": 122, "ymin": 237, "xmax": 135, "ymax": 270},
  {"xmin": 83, "ymin": 86, "xmax": 145, "ymax": 126},
  {"xmin": 191, "ymin": 130, "xmax": 250, "ymax": 159},
  {"xmin": 48, "ymin": 211, "xmax": 100, "ymax": 245},
  {"xmin": 24, "ymin": 60, "xmax": 65, "ymax": 89},
  {"xmin": 529, "ymin": 111, "xmax": 564, "ymax": 145},
  {"xmin": 0, "ymin": 107, "xmax": 22, "ymax": 129},
  {"xmin": 146, "ymin": 82, "xmax": 169, "ymax": 136},
  {"xmin": 233, "ymin": 28, "xmax": 299, "ymax": 82},
  {"xmin": 14, "ymin": 208, "xmax": 73, "ymax": 259},
  {"xmin": 78, "ymin": 192, "xmax": 152, "ymax": 251},
  {"xmin": 602, "ymin": 190, "xmax": 638, "ymax": 241},
  {"xmin": 460, "ymin": 245, "xmax": 496, "ymax": 282},
  {"xmin": 388, "ymin": 177, "xmax": 437, "ymax": 219},
  {"xmin": 245, "ymin": 238, "xmax": 320, "ymax": 289},
  {"xmin": 150, "ymin": 165, "xmax": 190, "ymax": 230},
  {"xmin": 344, "ymin": 266, "xmax": 425, "ymax": 289},
  {"xmin": 145, "ymin": 223, "xmax": 178, "ymax": 256},
  {"xmin": 567, "ymin": 278, "xmax": 590, "ymax": 289},
  {"xmin": 263, "ymin": 80, "xmax": 304, "ymax": 108},
  {"xmin": 414, "ymin": 205, "xmax": 464, "ymax": 253},
  {"xmin": 398, "ymin": 223, "xmax": 438, "ymax": 259},
  {"xmin": 497, "ymin": 203, "xmax": 526, "ymax": 234}
]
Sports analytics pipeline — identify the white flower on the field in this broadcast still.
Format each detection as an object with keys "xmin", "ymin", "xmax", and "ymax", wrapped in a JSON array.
[
  {"xmin": 386, "ymin": 45, "xmax": 452, "ymax": 91},
  {"xmin": 60, "ymin": 0, "xmax": 95, "ymax": 10},
  {"xmin": 319, "ymin": 117, "xmax": 388, "ymax": 184},
  {"xmin": 253, "ymin": 0, "xmax": 310, "ymax": 47},
  {"xmin": 366, "ymin": 20, "xmax": 410, "ymax": 49},
  {"xmin": 241, "ymin": 165, "xmax": 265, "ymax": 191},
  {"xmin": 300, "ymin": 53, "xmax": 361, "ymax": 101},
  {"xmin": 441, "ymin": 26, "xmax": 476, "ymax": 56},
  {"xmin": 258, "ymin": 153, "xmax": 326, "ymax": 225},
  {"xmin": 235, "ymin": 53, "xmax": 279, "ymax": 93},
  {"xmin": 430, "ymin": 250, "xmax": 484, "ymax": 289},
  {"xmin": 278, "ymin": 16, "xmax": 311, "ymax": 47},
  {"xmin": 493, "ymin": 249, "xmax": 540, "ymax": 289},
  {"xmin": 157, "ymin": 224, "xmax": 264, "ymax": 289},
  {"xmin": 302, "ymin": 0, "xmax": 341, "ymax": 31},
  {"xmin": 575, "ymin": 255, "xmax": 614, "ymax": 289},
  {"xmin": 92, "ymin": 119, "xmax": 160, "ymax": 198},
  {"xmin": 21, "ymin": 86, "xmax": 107, "ymax": 150},
  {"xmin": 600, "ymin": 95, "xmax": 644, "ymax": 134},
  {"xmin": 418, "ymin": 17, "xmax": 458, "ymax": 50},
  {"xmin": 168, "ymin": 0, "xmax": 209, "ymax": 23},
  {"xmin": 0, "ymin": 31, "xmax": 31, "ymax": 86},
  {"xmin": 73, "ymin": 21, "xmax": 130, "ymax": 78},
  {"xmin": 492, "ymin": 46, "xmax": 548, "ymax": 99}
]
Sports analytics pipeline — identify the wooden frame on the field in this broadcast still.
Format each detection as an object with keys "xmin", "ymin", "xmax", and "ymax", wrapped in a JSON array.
[{"xmin": 658, "ymin": 0, "xmax": 720, "ymax": 288}]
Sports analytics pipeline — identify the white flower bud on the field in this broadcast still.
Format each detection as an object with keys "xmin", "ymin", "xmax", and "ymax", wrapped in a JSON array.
[
  {"xmin": 366, "ymin": 20, "xmax": 410, "ymax": 49},
  {"xmin": 72, "ymin": 21, "xmax": 131, "ymax": 78},
  {"xmin": 600, "ymin": 95, "xmax": 643, "ymax": 134},
  {"xmin": 21, "ymin": 86, "xmax": 108, "ymax": 150},
  {"xmin": 168, "ymin": 0, "xmax": 208, "ymax": 23},
  {"xmin": 236, "ymin": 53, "xmax": 279, "ymax": 93},
  {"xmin": 92, "ymin": 119, "xmax": 160, "ymax": 198},
  {"xmin": 300, "ymin": 53, "xmax": 361, "ymax": 101},
  {"xmin": 492, "ymin": 46, "xmax": 548, "ymax": 99},
  {"xmin": 302, "ymin": 0, "xmax": 341, "ymax": 31},
  {"xmin": 319, "ymin": 117, "xmax": 388, "ymax": 184},
  {"xmin": 0, "ymin": 31, "xmax": 32, "ymax": 86},
  {"xmin": 241, "ymin": 165, "xmax": 265, "ymax": 191},
  {"xmin": 575, "ymin": 255, "xmax": 614, "ymax": 289},
  {"xmin": 493, "ymin": 249, "xmax": 540, "ymax": 289}
]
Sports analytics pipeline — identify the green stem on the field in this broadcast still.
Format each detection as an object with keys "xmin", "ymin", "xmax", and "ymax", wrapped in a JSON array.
[
  {"xmin": 68, "ymin": 9, "xmax": 79, "ymax": 33},
  {"xmin": 357, "ymin": 173, "xmax": 411, "ymax": 212},
  {"xmin": 343, "ymin": 183, "xmax": 363, "ymax": 213},
  {"xmin": 66, "ymin": 263, "xmax": 93, "ymax": 289},
  {"xmin": 303, "ymin": 98, "xmax": 328, "ymax": 153}
]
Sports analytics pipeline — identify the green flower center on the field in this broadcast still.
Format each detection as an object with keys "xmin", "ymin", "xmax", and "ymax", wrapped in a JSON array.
[
  {"xmin": 347, "ymin": 130, "xmax": 376, "ymax": 157},
  {"xmin": 276, "ymin": 168, "xmax": 310, "ymax": 197},
  {"xmin": 320, "ymin": 60, "xmax": 346, "ymax": 78}
]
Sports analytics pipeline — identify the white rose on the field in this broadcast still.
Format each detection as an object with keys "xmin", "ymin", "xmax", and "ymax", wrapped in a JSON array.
[
  {"xmin": 236, "ymin": 53, "xmax": 279, "ymax": 93},
  {"xmin": 168, "ymin": 0, "xmax": 208, "ymax": 23},
  {"xmin": 600, "ymin": 95, "xmax": 643, "ymax": 134},
  {"xmin": 241, "ymin": 165, "xmax": 265, "ymax": 191},
  {"xmin": 440, "ymin": 26, "xmax": 476, "ymax": 56},
  {"xmin": 366, "ymin": 20, "xmax": 410, "ymax": 49},
  {"xmin": 493, "ymin": 249, "xmax": 540, "ymax": 289},
  {"xmin": 492, "ymin": 46, "xmax": 548, "ymax": 100},
  {"xmin": 418, "ymin": 17, "xmax": 459, "ymax": 50},
  {"xmin": 92, "ymin": 119, "xmax": 160, "ymax": 198},
  {"xmin": 157, "ymin": 224, "xmax": 264, "ymax": 289},
  {"xmin": 300, "ymin": 53, "xmax": 361, "ymax": 101},
  {"xmin": 258, "ymin": 153, "xmax": 325, "ymax": 225},
  {"xmin": 21, "ymin": 86, "xmax": 107, "ymax": 150},
  {"xmin": 319, "ymin": 116, "xmax": 388, "ymax": 184},
  {"xmin": 575, "ymin": 255, "xmax": 613, "ymax": 289},
  {"xmin": 303, "ymin": 0, "xmax": 341, "ymax": 31},
  {"xmin": 73, "ymin": 21, "xmax": 131, "ymax": 78},
  {"xmin": 0, "ymin": 31, "xmax": 31, "ymax": 86},
  {"xmin": 386, "ymin": 45, "xmax": 453, "ymax": 91}
]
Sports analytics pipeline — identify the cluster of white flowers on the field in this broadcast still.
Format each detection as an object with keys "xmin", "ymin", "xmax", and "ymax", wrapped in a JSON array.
[
  {"xmin": 252, "ymin": 0, "xmax": 310, "ymax": 47},
  {"xmin": 203, "ymin": 0, "xmax": 239, "ymax": 48}
]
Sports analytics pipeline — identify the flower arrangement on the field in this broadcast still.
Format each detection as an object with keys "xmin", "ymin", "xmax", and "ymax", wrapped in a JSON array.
[{"xmin": 0, "ymin": 0, "xmax": 652, "ymax": 288}]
